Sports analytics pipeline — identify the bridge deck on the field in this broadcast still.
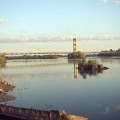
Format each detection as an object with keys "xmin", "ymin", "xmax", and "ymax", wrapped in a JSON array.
[{"xmin": 4, "ymin": 51, "xmax": 100, "ymax": 56}]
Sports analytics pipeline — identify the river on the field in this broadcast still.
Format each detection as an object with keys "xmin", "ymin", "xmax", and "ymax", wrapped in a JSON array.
[{"xmin": 1, "ymin": 57, "xmax": 120, "ymax": 120}]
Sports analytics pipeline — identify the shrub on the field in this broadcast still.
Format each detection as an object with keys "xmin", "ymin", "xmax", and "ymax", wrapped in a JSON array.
[
  {"xmin": 0, "ymin": 53, "xmax": 7, "ymax": 67},
  {"xmin": 68, "ymin": 51, "xmax": 86, "ymax": 59}
]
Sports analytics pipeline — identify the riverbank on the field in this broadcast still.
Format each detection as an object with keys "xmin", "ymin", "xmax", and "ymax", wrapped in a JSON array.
[
  {"xmin": 6, "ymin": 55, "xmax": 60, "ymax": 60},
  {"xmin": 0, "ymin": 78, "xmax": 16, "ymax": 102},
  {"xmin": 98, "ymin": 49, "xmax": 120, "ymax": 56}
]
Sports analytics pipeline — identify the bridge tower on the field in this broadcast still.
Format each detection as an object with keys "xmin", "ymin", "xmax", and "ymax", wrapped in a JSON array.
[{"xmin": 73, "ymin": 38, "xmax": 78, "ymax": 53}]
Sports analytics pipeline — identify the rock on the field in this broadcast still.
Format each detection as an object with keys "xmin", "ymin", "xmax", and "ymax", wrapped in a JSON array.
[
  {"xmin": 0, "ymin": 79, "xmax": 16, "ymax": 102},
  {"xmin": 50, "ymin": 110, "xmax": 88, "ymax": 120},
  {"xmin": 68, "ymin": 115, "xmax": 88, "ymax": 120},
  {"xmin": 0, "ymin": 80, "xmax": 15, "ymax": 93},
  {"xmin": 0, "ymin": 94, "xmax": 16, "ymax": 102},
  {"xmin": 0, "ymin": 89, "xmax": 4, "ymax": 94},
  {"xmin": 103, "ymin": 66, "xmax": 109, "ymax": 70}
]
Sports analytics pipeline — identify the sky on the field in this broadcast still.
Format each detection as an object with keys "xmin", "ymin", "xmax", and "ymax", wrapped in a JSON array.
[{"xmin": 0, "ymin": 0, "xmax": 120, "ymax": 52}]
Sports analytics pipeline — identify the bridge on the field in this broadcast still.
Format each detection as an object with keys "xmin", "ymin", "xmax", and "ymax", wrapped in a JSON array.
[
  {"xmin": 2, "ymin": 38, "xmax": 100, "ymax": 56},
  {"xmin": 4, "ymin": 51, "xmax": 100, "ymax": 56},
  {"xmin": 5, "ymin": 51, "xmax": 71, "ymax": 55}
]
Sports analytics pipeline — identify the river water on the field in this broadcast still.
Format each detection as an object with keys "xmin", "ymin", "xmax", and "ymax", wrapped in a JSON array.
[{"xmin": 1, "ymin": 57, "xmax": 120, "ymax": 120}]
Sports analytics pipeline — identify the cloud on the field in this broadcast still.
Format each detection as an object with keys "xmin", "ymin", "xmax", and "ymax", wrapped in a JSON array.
[
  {"xmin": 0, "ymin": 34, "xmax": 71, "ymax": 43},
  {"xmin": 77, "ymin": 34, "xmax": 120, "ymax": 41},
  {"xmin": 102, "ymin": 0, "xmax": 108, "ymax": 3},
  {"xmin": 113, "ymin": 0, "xmax": 120, "ymax": 5},
  {"xmin": 101, "ymin": 0, "xmax": 120, "ymax": 5},
  {"xmin": 91, "ymin": 3, "xmax": 102, "ymax": 8},
  {"xmin": 0, "ymin": 34, "xmax": 120, "ymax": 43},
  {"xmin": 0, "ymin": 34, "xmax": 28, "ymax": 43},
  {"xmin": 0, "ymin": 18, "xmax": 6, "ymax": 25}
]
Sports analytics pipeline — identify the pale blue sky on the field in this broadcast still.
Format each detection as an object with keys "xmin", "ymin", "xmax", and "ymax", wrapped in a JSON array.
[{"xmin": 0, "ymin": 0, "xmax": 120, "ymax": 52}]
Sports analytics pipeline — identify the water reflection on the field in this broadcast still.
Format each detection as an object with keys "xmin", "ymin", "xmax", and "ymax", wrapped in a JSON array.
[
  {"xmin": 78, "ymin": 69, "xmax": 103, "ymax": 79},
  {"xmin": 7, "ymin": 59, "xmax": 109, "ymax": 80},
  {"xmin": 74, "ymin": 60, "xmax": 78, "ymax": 78},
  {"xmin": 94, "ymin": 103, "xmax": 120, "ymax": 116}
]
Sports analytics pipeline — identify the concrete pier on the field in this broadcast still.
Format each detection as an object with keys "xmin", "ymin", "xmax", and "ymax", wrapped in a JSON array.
[{"xmin": 0, "ymin": 104, "xmax": 88, "ymax": 120}]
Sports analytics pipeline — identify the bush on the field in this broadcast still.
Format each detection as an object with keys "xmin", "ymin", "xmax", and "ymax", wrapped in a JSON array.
[
  {"xmin": 68, "ymin": 51, "xmax": 86, "ymax": 59},
  {"xmin": 0, "ymin": 53, "xmax": 7, "ymax": 67},
  {"xmin": 87, "ymin": 60, "xmax": 98, "ymax": 65}
]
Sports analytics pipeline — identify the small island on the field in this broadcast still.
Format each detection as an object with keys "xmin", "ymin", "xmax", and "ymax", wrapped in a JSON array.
[{"xmin": 78, "ymin": 58, "xmax": 109, "ymax": 72}]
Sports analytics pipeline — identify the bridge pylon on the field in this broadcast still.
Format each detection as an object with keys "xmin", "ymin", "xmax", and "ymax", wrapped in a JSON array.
[{"xmin": 73, "ymin": 38, "xmax": 78, "ymax": 53}]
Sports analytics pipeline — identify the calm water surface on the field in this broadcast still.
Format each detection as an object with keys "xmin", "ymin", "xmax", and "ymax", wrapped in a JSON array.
[{"xmin": 1, "ymin": 57, "xmax": 120, "ymax": 120}]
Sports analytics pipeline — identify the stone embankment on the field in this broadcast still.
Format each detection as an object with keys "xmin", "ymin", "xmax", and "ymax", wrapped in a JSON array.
[{"xmin": 0, "ymin": 104, "xmax": 88, "ymax": 120}]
